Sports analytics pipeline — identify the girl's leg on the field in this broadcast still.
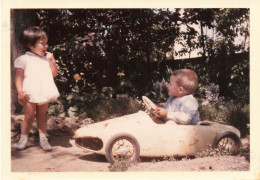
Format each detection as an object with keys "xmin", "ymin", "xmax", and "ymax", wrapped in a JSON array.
[
  {"xmin": 21, "ymin": 102, "xmax": 37, "ymax": 134},
  {"xmin": 16, "ymin": 102, "xmax": 36, "ymax": 150},
  {"xmin": 36, "ymin": 103, "xmax": 52, "ymax": 151},
  {"xmin": 36, "ymin": 103, "xmax": 49, "ymax": 134}
]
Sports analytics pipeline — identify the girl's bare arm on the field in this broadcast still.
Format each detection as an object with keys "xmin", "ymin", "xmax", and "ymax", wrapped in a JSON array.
[
  {"xmin": 15, "ymin": 68, "xmax": 29, "ymax": 103},
  {"xmin": 46, "ymin": 52, "xmax": 58, "ymax": 77}
]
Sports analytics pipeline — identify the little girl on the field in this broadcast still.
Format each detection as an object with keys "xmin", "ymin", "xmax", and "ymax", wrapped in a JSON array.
[{"xmin": 14, "ymin": 26, "xmax": 60, "ymax": 151}]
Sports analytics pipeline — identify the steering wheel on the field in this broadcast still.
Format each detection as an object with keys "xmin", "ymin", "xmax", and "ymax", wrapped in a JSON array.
[{"xmin": 142, "ymin": 96, "xmax": 158, "ymax": 117}]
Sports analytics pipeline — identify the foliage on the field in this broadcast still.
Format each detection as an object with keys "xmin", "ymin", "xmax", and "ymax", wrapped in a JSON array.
[
  {"xmin": 12, "ymin": 9, "xmax": 249, "ymax": 131},
  {"xmin": 108, "ymin": 157, "xmax": 135, "ymax": 172},
  {"xmin": 180, "ymin": 9, "xmax": 249, "ymax": 97},
  {"xmin": 238, "ymin": 144, "xmax": 250, "ymax": 162},
  {"xmin": 48, "ymin": 93, "xmax": 144, "ymax": 122},
  {"xmin": 10, "ymin": 9, "xmax": 241, "ymax": 99},
  {"xmin": 196, "ymin": 147, "xmax": 236, "ymax": 158},
  {"xmin": 158, "ymin": 51, "xmax": 249, "ymax": 101},
  {"xmin": 181, "ymin": 9, "xmax": 219, "ymax": 57},
  {"xmin": 35, "ymin": 9, "xmax": 184, "ymax": 97},
  {"xmin": 145, "ymin": 66, "xmax": 172, "ymax": 104},
  {"xmin": 199, "ymin": 100, "xmax": 249, "ymax": 137},
  {"xmin": 84, "ymin": 98, "xmax": 144, "ymax": 121},
  {"xmin": 215, "ymin": 9, "xmax": 249, "ymax": 53},
  {"xmin": 32, "ymin": 8, "xmax": 249, "ymax": 99},
  {"xmin": 181, "ymin": 9, "xmax": 249, "ymax": 57},
  {"xmin": 149, "ymin": 79, "xmax": 168, "ymax": 104},
  {"xmin": 198, "ymin": 80, "xmax": 249, "ymax": 138},
  {"xmin": 196, "ymin": 144, "xmax": 250, "ymax": 159}
]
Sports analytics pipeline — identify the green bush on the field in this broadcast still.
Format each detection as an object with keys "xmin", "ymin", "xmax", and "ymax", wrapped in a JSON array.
[
  {"xmin": 48, "ymin": 93, "xmax": 144, "ymax": 122},
  {"xmin": 108, "ymin": 157, "xmax": 134, "ymax": 172},
  {"xmin": 84, "ymin": 98, "xmax": 144, "ymax": 121},
  {"xmin": 199, "ymin": 100, "xmax": 249, "ymax": 137},
  {"xmin": 196, "ymin": 144, "xmax": 250, "ymax": 159}
]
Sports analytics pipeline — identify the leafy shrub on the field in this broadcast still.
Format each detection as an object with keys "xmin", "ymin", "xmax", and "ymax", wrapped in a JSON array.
[
  {"xmin": 238, "ymin": 144, "xmax": 250, "ymax": 162},
  {"xmin": 228, "ymin": 104, "xmax": 249, "ymax": 137},
  {"xmin": 196, "ymin": 144, "xmax": 250, "ymax": 159},
  {"xmin": 198, "ymin": 82, "xmax": 249, "ymax": 137},
  {"xmin": 108, "ymin": 157, "xmax": 135, "ymax": 172},
  {"xmin": 199, "ymin": 100, "xmax": 249, "ymax": 137},
  {"xmin": 83, "ymin": 98, "xmax": 144, "ymax": 121},
  {"xmin": 196, "ymin": 147, "xmax": 235, "ymax": 158},
  {"xmin": 147, "ymin": 79, "xmax": 168, "ymax": 105},
  {"xmin": 48, "ymin": 93, "xmax": 144, "ymax": 122},
  {"xmin": 146, "ymin": 66, "xmax": 172, "ymax": 104}
]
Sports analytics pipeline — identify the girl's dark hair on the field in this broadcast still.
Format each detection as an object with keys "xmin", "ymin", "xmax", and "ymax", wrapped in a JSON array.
[{"xmin": 20, "ymin": 26, "xmax": 47, "ymax": 50}]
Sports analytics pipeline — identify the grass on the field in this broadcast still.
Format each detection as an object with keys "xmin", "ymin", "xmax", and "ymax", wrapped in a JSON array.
[{"xmin": 108, "ymin": 157, "xmax": 137, "ymax": 172}]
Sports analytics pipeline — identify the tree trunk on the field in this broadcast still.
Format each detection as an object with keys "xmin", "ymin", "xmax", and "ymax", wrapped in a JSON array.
[
  {"xmin": 11, "ymin": 9, "xmax": 37, "ymax": 114},
  {"xmin": 200, "ymin": 21, "xmax": 206, "ymax": 57}
]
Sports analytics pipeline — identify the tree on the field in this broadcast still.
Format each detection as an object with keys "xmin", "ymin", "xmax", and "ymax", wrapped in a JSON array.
[
  {"xmin": 10, "ymin": 8, "xmax": 249, "ymax": 102},
  {"xmin": 10, "ymin": 9, "xmax": 37, "ymax": 113},
  {"xmin": 213, "ymin": 9, "xmax": 249, "ymax": 97},
  {"xmin": 181, "ymin": 9, "xmax": 219, "ymax": 58},
  {"xmin": 35, "ymin": 9, "xmax": 183, "ymax": 96},
  {"xmin": 179, "ymin": 8, "xmax": 249, "ymax": 97}
]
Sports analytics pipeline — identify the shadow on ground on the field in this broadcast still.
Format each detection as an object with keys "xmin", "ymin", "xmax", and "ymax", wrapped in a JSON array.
[{"xmin": 79, "ymin": 153, "xmax": 108, "ymax": 163}]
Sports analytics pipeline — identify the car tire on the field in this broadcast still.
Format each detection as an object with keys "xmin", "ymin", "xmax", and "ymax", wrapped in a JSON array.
[
  {"xmin": 105, "ymin": 133, "xmax": 140, "ymax": 164},
  {"xmin": 213, "ymin": 131, "xmax": 242, "ymax": 153}
]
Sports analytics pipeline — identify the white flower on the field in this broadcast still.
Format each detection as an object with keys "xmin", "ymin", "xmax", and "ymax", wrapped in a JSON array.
[{"xmin": 202, "ymin": 101, "xmax": 210, "ymax": 106}]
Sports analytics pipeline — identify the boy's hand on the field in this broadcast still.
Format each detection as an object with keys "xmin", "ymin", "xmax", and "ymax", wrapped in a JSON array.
[{"xmin": 153, "ymin": 107, "xmax": 168, "ymax": 118}]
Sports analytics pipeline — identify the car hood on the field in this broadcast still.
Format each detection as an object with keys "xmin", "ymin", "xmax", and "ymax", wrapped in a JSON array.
[{"xmin": 74, "ymin": 111, "xmax": 153, "ymax": 138}]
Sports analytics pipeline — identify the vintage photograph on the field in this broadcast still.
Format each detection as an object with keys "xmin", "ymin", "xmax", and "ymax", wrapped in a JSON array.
[
  {"xmin": 1, "ymin": 1, "xmax": 259, "ymax": 179},
  {"xmin": 10, "ymin": 8, "xmax": 250, "ymax": 172}
]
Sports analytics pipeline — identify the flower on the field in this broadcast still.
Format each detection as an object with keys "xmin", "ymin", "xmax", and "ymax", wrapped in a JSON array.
[
  {"xmin": 202, "ymin": 101, "xmax": 210, "ymax": 106},
  {"xmin": 153, "ymin": 79, "xmax": 167, "ymax": 92},
  {"xmin": 205, "ymin": 83, "xmax": 219, "ymax": 103},
  {"xmin": 73, "ymin": 74, "xmax": 82, "ymax": 80},
  {"xmin": 117, "ymin": 72, "xmax": 125, "ymax": 77}
]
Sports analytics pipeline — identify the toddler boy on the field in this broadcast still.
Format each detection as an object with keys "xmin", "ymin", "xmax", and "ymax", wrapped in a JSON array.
[{"xmin": 154, "ymin": 69, "xmax": 200, "ymax": 125}]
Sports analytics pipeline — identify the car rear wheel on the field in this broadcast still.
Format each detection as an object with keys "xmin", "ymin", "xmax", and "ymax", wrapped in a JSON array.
[
  {"xmin": 213, "ymin": 132, "xmax": 242, "ymax": 153},
  {"xmin": 105, "ymin": 133, "xmax": 140, "ymax": 164}
]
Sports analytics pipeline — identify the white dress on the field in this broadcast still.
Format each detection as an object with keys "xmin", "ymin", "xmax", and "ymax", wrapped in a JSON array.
[{"xmin": 14, "ymin": 52, "xmax": 60, "ymax": 104}]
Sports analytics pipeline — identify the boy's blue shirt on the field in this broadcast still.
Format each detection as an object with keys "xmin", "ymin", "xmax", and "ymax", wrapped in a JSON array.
[{"xmin": 163, "ymin": 95, "xmax": 200, "ymax": 125}]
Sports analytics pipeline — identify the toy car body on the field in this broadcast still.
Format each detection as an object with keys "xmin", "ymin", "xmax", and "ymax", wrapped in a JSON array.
[{"xmin": 74, "ymin": 103, "xmax": 241, "ymax": 164}]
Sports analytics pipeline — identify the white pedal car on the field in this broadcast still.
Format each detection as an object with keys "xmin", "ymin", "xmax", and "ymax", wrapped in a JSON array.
[{"xmin": 74, "ymin": 96, "xmax": 241, "ymax": 164}]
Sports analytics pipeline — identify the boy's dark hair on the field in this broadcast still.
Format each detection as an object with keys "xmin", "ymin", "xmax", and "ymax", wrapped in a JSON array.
[
  {"xmin": 20, "ymin": 26, "xmax": 47, "ymax": 50},
  {"xmin": 172, "ymin": 69, "xmax": 198, "ymax": 94}
]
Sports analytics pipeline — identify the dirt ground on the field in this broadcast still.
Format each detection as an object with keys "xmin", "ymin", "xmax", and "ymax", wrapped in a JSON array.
[{"xmin": 11, "ymin": 129, "xmax": 250, "ymax": 172}]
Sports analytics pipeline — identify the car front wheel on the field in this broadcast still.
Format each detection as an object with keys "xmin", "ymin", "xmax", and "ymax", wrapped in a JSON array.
[
  {"xmin": 105, "ymin": 133, "xmax": 140, "ymax": 164},
  {"xmin": 213, "ymin": 132, "xmax": 242, "ymax": 153}
]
